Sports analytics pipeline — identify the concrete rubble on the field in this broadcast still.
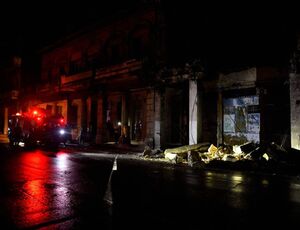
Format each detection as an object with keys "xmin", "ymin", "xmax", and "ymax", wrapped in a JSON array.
[{"xmin": 139, "ymin": 141, "xmax": 300, "ymax": 174}]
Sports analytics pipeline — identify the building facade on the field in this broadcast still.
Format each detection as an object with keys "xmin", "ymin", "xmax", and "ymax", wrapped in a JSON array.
[
  {"xmin": 0, "ymin": 2, "xmax": 296, "ymax": 150},
  {"xmin": 25, "ymin": 5, "xmax": 165, "ymax": 148}
]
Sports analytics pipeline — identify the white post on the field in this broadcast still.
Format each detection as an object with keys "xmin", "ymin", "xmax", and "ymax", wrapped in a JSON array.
[
  {"xmin": 290, "ymin": 73, "xmax": 300, "ymax": 150},
  {"xmin": 189, "ymin": 80, "xmax": 198, "ymax": 145}
]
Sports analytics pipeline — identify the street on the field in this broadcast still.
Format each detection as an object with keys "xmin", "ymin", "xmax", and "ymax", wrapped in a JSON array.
[{"xmin": 1, "ymin": 146, "xmax": 300, "ymax": 229}]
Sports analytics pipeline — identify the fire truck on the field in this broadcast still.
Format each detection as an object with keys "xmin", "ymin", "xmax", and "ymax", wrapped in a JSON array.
[{"xmin": 8, "ymin": 108, "xmax": 69, "ymax": 148}]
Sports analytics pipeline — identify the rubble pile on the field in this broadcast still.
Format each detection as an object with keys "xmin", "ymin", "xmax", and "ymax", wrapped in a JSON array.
[
  {"xmin": 138, "ymin": 141, "xmax": 300, "ymax": 175},
  {"xmin": 162, "ymin": 141, "xmax": 295, "ymax": 169},
  {"xmin": 163, "ymin": 142, "xmax": 248, "ymax": 164}
]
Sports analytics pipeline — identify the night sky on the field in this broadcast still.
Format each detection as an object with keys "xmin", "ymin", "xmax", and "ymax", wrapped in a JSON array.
[
  {"xmin": 165, "ymin": 2, "xmax": 299, "ymax": 70},
  {"xmin": 1, "ymin": 1, "xmax": 299, "ymax": 71},
  {"xmin": 0, "ymin": 1, "xmax": 141, "ymax": 54}
]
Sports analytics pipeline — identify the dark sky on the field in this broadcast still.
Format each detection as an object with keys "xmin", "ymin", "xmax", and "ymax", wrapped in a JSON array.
[
  {"xmin": 1, "ymin": 1, "xmax": 299, "ymax": 70},
  {"xmin": 163, "ymin": 1, "xmax": 299, "ymax": 70},
  {"xmin": 0, "ymin": 1, "xmax": 141, "ymax": 55}
]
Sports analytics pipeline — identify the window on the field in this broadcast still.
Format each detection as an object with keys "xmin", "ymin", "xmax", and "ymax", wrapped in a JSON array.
[{"xmin": 223, "ymin": 95, "xmax": 260, "ymax": 145}]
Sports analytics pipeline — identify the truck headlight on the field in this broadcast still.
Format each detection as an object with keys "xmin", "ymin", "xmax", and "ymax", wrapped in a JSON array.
[{"xmin": 59, "ymin": 129, "xmax": 65, "ymax": 135}]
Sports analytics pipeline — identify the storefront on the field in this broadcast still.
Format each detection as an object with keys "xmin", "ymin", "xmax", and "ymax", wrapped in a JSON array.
[
  {"xmin": 223, "ymin": 94, "xmax": 260, "ymax": 145},
  {"xmin": 218, "ymin": 68, "xmax": 258, "ymax": 146}
]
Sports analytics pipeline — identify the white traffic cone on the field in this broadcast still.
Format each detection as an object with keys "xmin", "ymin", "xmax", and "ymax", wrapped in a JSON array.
[
  {"xmin": 104, "ymin": 155, "xmax": 118, "ymax": 205},
  {"xmin": 112, "ymin": 155, "xmax": 118, "ymax": 171}
]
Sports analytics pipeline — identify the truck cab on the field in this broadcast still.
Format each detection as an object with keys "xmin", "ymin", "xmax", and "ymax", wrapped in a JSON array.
[{"xmin": 8, "ymin": 109, "xmax": 69, "ymax": 148}]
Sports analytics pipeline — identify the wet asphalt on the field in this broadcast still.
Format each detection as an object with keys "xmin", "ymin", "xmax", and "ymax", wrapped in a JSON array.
[{"xmin": 1, "ymin": 145, "xmax": 300, "ymax": 229}]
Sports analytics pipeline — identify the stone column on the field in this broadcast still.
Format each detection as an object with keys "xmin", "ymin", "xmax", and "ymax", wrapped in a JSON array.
[
  {"xmin": 144, "ymin": 89, "xmax": 155, "ymax": 148},
  {"xmin": 86, "ymin": 97, "xmax": 92, "ymax": 131},
  {"xmin": 4, "ymin": 107, "xmax": 8, "ymax": 135},
  {"xmin": 159, "ymin": 89, "xmax": 166, "ymax": 149},
  {"xmin": 81, "ymin": 97, "xmax": 87, "ymax": 130},
  {"xmin": 120, "ymin": 92, "xmax": 130, "ymax": 144},
  {"xmin": 66, "ymin": 98, "xmax": 72, "ymax": 124},
  {"xmin": 216, "ymin": 90, "xmax": 223, "ymax": 146},
  {"xmin": 121, "ymin": 93, "xmax": 129, "ymax": 126},
  {"xmin": 96, "ymin": 94, "xmax": 106, "ymax": 144},
  {"xmin": 154, "ymin": 90, "xmax": 161, "ymax": 149},
  {"xmin": 90, "ymin": 95, "xmax": 98, "ymax": 141},
  {"xmin": 189, "ymin": 80, "xmax": 198, "ymax": 145},
  {"xmin": 290, "ymin": 73, "xmax": 300, "ymax": 150}
]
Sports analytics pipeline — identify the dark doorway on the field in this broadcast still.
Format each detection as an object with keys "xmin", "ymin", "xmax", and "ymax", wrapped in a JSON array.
[{"xmin": 165, "ymin": 84, "xmax": 189, "ymax": 147}]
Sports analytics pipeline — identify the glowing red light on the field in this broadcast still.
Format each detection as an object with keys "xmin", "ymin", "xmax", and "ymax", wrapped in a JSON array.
[
  {"xmin": 37, "ymin": 117, "xmax": 41, "ymax": 121},
  {"xmin": 60, "ymin": 119, "xmax": 64, "ymax": 123},
  {"xmin": 33, "ymin": 110, "xmax": 38, "ymax": 115}
]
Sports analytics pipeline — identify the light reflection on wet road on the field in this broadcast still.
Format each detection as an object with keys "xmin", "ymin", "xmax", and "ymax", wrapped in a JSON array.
[{"xmin": 1, "ymin": 147, "xmax": 300, "ymax": 229}]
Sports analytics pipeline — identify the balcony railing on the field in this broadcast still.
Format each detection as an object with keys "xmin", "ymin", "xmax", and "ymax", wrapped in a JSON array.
[
  {"xmin": 95, "ymin": 59, "xmax": 142, "ymax": 80},
  {"xmin": 61, "ymin": 70, "xmax": 93, "ymax": 85}
]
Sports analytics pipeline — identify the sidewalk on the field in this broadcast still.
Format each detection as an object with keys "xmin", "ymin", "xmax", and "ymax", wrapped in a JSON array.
[
  {"xmin": 64, "ymin": 143, "xmax": 300, "ymax": 177},
  {"xmin": 64, "ymin": 142, "xmax": 145, "ymax": 154}
]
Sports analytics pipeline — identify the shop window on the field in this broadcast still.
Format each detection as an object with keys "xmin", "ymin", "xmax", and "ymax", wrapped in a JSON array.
[{"xmin": 223, "ymin": 95, "xmax": 260, "ymax": 145}]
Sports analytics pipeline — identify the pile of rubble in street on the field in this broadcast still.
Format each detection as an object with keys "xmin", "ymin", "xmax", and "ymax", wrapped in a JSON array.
[{"xmin": 142, "ymin": 142, "xmax": 300, "ymax": 174}]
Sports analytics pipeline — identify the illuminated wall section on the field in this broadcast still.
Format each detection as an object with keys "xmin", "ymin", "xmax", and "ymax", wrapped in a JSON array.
[
  {"xmin": 189, "ymin": 80, "xmax": 198, "ymax": 145},
  {"xmin": 290, "ymin": 73, "xmax": 300, "ymax": 150}
]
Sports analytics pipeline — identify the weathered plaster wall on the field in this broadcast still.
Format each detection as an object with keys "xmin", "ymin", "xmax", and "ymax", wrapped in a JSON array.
[{"xmin": 290, "ymin": 73, "xmax": 300, "ymax": 150}]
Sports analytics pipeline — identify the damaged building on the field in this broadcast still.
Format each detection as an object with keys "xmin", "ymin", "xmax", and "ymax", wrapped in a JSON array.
[
  {"xmin": 28, "ymin": 5, "xmax": 162, "ymax": 147},
  {"xmin": 0, "ymin": 1, "xmax": 298, "ymax": 154}
]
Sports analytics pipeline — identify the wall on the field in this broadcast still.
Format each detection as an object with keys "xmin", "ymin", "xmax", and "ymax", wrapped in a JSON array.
[
  {"xmin": 145, "ymin": 89, "xmax": 154, "ymax": 147},
  {"xmin": 40, "ymin": 9, "xmax": 156, "ymax": 87}
]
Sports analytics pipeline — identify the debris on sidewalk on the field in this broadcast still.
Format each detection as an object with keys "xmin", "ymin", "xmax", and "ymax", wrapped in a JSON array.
[
  {"xmin": 159, "ymin": 140, "xmax": 298, "ymax": 173},
  {"xmin": 164, "ymin": 142, "xmax": 210, "ymax": 158},
  {"xmin": 142, "ymin": 146, "xmax": 164, "ymax": 158}
]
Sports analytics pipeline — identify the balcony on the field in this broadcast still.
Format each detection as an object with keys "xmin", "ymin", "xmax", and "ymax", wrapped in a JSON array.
[
  {"xmin": 61, "ymin": 70, "xmax": 93, "ymax": 85},
  {"xmin": 36, "ymin": 83, "xmax": 60, "ymax": 96},
  {"xmin": 95, "ymin": 59, "xmax": 142, "ymax": 80}
]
